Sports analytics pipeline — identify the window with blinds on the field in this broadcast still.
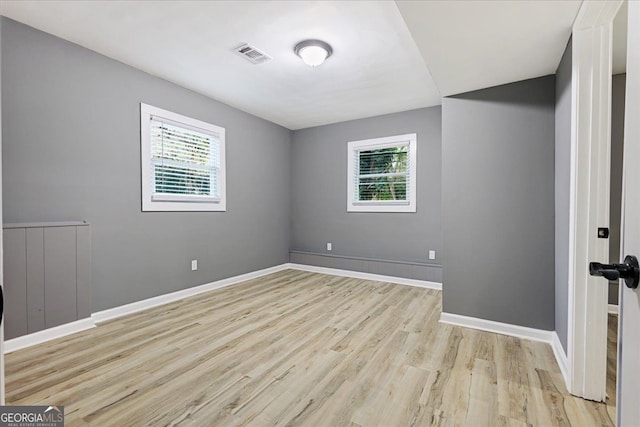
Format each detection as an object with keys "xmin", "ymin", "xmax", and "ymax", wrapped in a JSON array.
[
  {"xmin": 140, "ymin": 104, "xmax": 226, "ymax": 211},
  {"xmin": 347, "ymin": 134, "xmax": 417, "ymax": 213}
]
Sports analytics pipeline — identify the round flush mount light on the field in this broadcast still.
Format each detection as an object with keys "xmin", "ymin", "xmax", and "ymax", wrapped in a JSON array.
[{"xmin": 294, "ymin": 39, "xmax": 333, "ymax": 67}]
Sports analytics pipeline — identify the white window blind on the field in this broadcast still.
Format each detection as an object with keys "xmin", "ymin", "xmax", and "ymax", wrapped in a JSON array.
[
  {"xmin": 347, "ymin": 134, "xmax": 417, "ymax": 213},
  {"xmin": 150, "ymin": 116, "xmax": 220, "ymax": 201},
  {"xmin": 140, "ymin": 103, "xmax": 226, "ymax": 212},
  {"xmin": 353, "ymin": 144, "xmax": 409, "ymax": 204}
]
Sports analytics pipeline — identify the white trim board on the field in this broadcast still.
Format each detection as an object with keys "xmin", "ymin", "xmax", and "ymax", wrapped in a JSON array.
[
  {"xmin": 4, "ymin": 318, "xmax": 95, "ymax": 354},
  {"xmin": 92, "ymin": 264, "xmax": 289, "ymax": 324},
  {"xmin": 567, "ymin": 0, "xmax": 623, "ymax": 401},
  {"xmin": 4, "ymin": 262, "xmax": 440, "ymax": 353},
  {"xmin": 439, "ymin": 312, "xmax": 555, "ymax": 343},
  {"xmin": 5, "ymin": 264, "xmax": 290, "ymax": 354},
  {"xmin": 286, "ymin": 263, "xmax": 442, "ymax": 290},
  {"xmin": 552, "ymin": 331, "xmax": 570, "ymax": 387},
  {"xmin": 440, "ymin": 312, "xmax": 569, "ymax": 388}
]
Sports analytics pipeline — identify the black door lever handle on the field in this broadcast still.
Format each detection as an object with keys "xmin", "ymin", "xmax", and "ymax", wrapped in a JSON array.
[
  {"xmin": 589, "ymin": 264, "xmax": 621, "ymax": 281},
  {"xmin": 589, "ymin": 255, "xmax": 640, "ymax": 289}
]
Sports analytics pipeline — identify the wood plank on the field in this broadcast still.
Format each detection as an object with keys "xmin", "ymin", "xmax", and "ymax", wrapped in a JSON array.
[{"xmin": 5, "ymin": 270, "xmax": 615, "ymax": 426}]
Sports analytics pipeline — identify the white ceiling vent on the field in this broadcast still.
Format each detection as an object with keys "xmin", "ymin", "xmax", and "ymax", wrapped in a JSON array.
[{"xmin": 233, "ymin": 43, "xmax": 272, "ymax": 64}]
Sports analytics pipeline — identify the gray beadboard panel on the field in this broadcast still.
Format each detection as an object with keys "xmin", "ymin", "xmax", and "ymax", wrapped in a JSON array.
[
  {"xmin": 76, "ymin": 225, "xmax": 91, "ymax": 319},
  {"xmin": 289, "ymin": 251, "xmax": 442, "ymax": 282},
  {"xmin": 418, "ymin": 264, "xmax": 441, "ymax": 282},
  {"xmin": 412, "ymin": 264, "xmax": 441, "ymax": 282},
  {"xmin": 44, "ymin": 226, "xmax": 77, "ymax": 328},
  {"xmin": 25, "ymin": 227, "xmax": 45, "ymax": 333},
  {"xmin": 321, "ymin": 255, "xmax": 369, "ymax": 273},
  {"xmin": 367, "ymin": 261, "xmax": 426, "ymax": 280},
  {"xmin": 290, "ymin": 252, "xmax": 368, "ymax": 273},
  {"xmin": 4, "ymin": 228, "xmax": 27, "ymax": 339},
  {"xmin": 4, "ymin": 221, "xmax": 88, "ymax": 229}
]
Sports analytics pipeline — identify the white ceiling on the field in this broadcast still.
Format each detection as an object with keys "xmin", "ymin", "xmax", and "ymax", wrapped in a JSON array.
[
  {"xmin": 0, "ymin": 1, "xmax": 593, "ymax": 130},
  {"xmin": 0, "ymin": 0, "xmax": 440, "ymax": 130},
  {"xmin": 396, "ymin": 0, "xmax": 583, "ymax": 97}
]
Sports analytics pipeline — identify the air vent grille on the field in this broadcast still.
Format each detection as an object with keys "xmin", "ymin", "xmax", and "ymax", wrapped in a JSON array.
[{"xmin": 233, "ymin": 43, "xmax": 272, "ymax": 64}]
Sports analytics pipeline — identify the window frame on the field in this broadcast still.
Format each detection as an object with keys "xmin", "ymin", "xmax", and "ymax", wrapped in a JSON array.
[
  {"xmin": 346, "ymin": 133, "xmax": 417, "ymax": 213},
  {"xmin": 140, "ymin": 103, "xmax": 226, "ymax": 212}
]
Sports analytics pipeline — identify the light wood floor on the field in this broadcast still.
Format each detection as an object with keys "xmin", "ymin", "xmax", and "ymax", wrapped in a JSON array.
[
  {"xmin": 5, "ymin": 270, "xmax": 615, "ymax": 426},
  {"xmin": 606, "ymin": 313, "xmax": 617, "ymax": 418}
]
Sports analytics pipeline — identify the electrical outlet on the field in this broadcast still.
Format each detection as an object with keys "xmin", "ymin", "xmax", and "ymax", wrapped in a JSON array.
[
  {"xmin": 429, "ymin": 250, "xmax": 436, "ymax": 260},
  {"xmin": 327, "ymin": 242, "xmax": 332, "ymax": 251},
  {"xmin": 191, "ymin": 260, "xmax": 198, "ymax": 271}
]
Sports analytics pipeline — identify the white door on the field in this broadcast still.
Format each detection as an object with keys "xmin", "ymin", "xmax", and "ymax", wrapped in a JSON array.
[{"xmin": 617, "ymin": 1, "xmax": 639, "ymax": 424}]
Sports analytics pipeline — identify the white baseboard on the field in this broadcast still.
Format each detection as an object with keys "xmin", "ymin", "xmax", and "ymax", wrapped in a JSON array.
[
  {"xmin": 4, "ymin": 264, "xmax": 291, "ymax": 354},
  {"xmin": 5, "ymin": 264, "xmax": 572, "ymax": 396},
  {"xmin": 551, "ymin": 331, "xmax": 569, "ymax": 386},
  {"xmin": 92, "ymin": 264, "xmax": 290, "ymax": 324},
  {"xmin": 608, "ymin": 304, "xmax": 619, "ymax": 315},
  {"xmin": 4, "ymin": 318, "xmax": 96, "ymax": 354},
  {"xmin": 439, "ymin": 312, "xmax": 555, "ymax": 343},
  {"xmin": 285, "ymin": 263, "xmax": 442, "ymax": 290},
  {"xmin": 94, "ymin": 263, "xmax": 442, "ymax": 326},
  {"xmin": 5, "ymin": 262, "xmax": 441, "ymax": 354}
]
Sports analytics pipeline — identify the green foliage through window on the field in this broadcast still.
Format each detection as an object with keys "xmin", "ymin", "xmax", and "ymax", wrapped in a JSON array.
[{"xmin": 357, "ymin": 145, "xmax": 408, "ymax": 201}]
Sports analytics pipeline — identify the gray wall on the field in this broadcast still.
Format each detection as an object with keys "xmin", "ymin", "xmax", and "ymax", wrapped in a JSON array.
[
  {"xmin": 290, "ymin": 107, "xmax": 442, "ymax": 282},
  {"xmin": 609, "ymin": 73, "xmax": 627, "ymax": 305},
  {"xmin": 2, "ymin": 18, "xmax": 291, "ymax": 312},
  {"xmin": 442, "ymin": 75, "xmax": 556, "ymax": 330},
  {"xmin": 555, "ymin": 39, "xmax": 572, "ymax": 352}
]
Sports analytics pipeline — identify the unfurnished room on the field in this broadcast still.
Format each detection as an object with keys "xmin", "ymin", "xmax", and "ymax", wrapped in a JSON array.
[{"xmin": 0, "ymin": 1, "xmax": 638, "ymax": 426}]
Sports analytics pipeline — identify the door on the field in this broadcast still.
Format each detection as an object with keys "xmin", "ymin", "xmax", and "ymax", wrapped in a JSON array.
[{"xmin": 617, "ymin": 1, "xmax": 639, "ymax": 424}]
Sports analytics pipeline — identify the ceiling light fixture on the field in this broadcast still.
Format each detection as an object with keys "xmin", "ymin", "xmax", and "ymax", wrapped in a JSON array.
[{"xmin": 294, "ymin": 40, "xmax": 333, "ymax": 67}]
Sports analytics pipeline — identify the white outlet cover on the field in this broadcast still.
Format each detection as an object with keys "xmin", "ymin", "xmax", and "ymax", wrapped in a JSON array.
[
  {"xmin": 429, "ymin": 250, "xmax": 436, "ymax": 260},
  {"xmin": 327, "ymin": 243, "xmax": 332, "ymax": 251},
  {"xmin": 191, "ymin": 260, "xmax": 198, "ymax": 270}
]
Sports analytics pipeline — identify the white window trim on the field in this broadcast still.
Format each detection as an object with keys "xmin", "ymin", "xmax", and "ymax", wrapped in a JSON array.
[
  {"xmin": 347, "ymin": 133, "xmax": 417, "ymax": 213},
  {"xmin": 140, "ymin": 103, "xmax": 226, "ymax": 212}
]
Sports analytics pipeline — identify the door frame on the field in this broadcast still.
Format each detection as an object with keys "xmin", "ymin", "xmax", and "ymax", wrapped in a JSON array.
[
  {"xmin": 617, "ymin": 2, "xmax": 639, "ymax": 422},
  {"xmin": 566, "ymin": 0, "xmax": 622, "ymax": 401}
]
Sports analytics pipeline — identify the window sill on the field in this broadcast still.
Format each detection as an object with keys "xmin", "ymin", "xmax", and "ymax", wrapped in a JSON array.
[
  {"xmin": 152, "ymin": 194, "xmax": 221, "ymax": 203},
  {"xmin": 347, "ymin": 202, "xmax": 416, "ymax": 213},
  {"xmin": 142, "ymin": 198, "xmax": 226, "ymax": 212}
]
